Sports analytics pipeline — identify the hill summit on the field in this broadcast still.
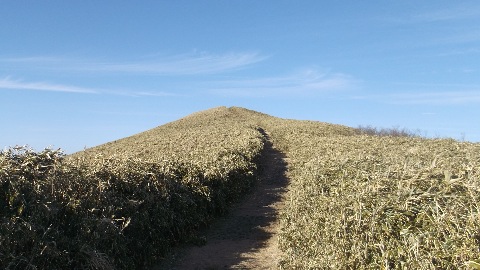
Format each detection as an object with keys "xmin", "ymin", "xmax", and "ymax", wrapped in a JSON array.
[{"xmin": 75, "ymin": 106, "xmax": 354, "ymax": 159}]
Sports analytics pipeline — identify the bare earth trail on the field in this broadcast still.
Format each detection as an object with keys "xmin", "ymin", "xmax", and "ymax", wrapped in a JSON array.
[{"xmin": 153, "ymin": 131, "xmax": 289, "ymax": 269}]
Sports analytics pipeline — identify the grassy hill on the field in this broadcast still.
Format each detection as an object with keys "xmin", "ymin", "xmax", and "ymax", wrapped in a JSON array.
[
  {"xmin": 267, "ymin": 120, "xmax": 480, "ymax": 269},
  {"xmin": 1, "ymin": 106, "xmax": 479, "ymax": 269}
]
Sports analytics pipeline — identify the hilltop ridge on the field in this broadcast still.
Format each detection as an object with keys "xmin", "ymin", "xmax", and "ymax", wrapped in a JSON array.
[{"xmin": 73, "ymin": 106, "xmax": 355, "ymax": 159}]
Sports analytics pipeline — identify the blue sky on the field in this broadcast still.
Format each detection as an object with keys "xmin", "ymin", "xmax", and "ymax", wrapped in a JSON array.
[{"xmin": 1, "ymin": 1, "xmax": 479, "ymax": 153}]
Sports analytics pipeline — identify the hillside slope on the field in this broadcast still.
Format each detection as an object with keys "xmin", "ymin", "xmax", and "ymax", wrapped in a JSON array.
[
  {"xmin": 2, "ymin": 106, "xmax": 479, "ymax": 269},
  {"xmin": 73, "ymin": 106, "xmax": 354, "ymax": 161},
  {"xmin": 2, "ymin": 107, "xmax": 275, "ymax": 269}
]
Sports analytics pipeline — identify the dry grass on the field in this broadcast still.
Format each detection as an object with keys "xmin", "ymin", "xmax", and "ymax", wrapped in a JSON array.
[
  {"xmin": 270, "ymin": 125, "xmax": 480, "ymax": 269},
  {"xmin": 0, "ymin": 107, "xmax": 265, "ymax": 269},
  {"xmin": 2, "ymin": 106, "xmax": 478, "ymax": 269}
]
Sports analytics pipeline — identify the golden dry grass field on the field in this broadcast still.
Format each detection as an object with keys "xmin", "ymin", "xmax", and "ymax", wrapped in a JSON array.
[{"xmin": 1, "ymin": 106, "xmax": 479, "ymax": 269}]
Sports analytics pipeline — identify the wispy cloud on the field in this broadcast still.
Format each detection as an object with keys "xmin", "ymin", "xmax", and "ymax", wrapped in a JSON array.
[
  {"xmin": 1, "ymin": 54, "xmax": 353, "ymax": 98},
  {"xmin": 384, "ymin": 4, "xmax": 480, "ymax": 24},
  {"xmin": 0, "ymin": 77, "xmax": 98, "ymax": 94},
  {"xmin": 0, "ymin": 76, "xmax": 182, "ymax": 97},
  {"xmin": 128, "ymin": 91, "xmax": 187, "ymax": 98},
  {"xmin": 96, "ymin": 52, "xmax": 267, "ymax": 75},
  {"xmin": 389, "ymin": 91, "xmax": 480, "ymax": 105},
  {"xmin": 1, "ymin": 52, "xmax": 267, "ymax": 75},
  {"xmin": 209, "ymin": 69, "xmax": 355, "ymax": 97},
  {"xmin": 438, "ymin": 48, "xmax": 480, "ymax": 57},
  {"xmin": 358, "ymin": 84, "xmax": 480, "ymax": 105},
  {"xmin": 377, "ymin": 4, "xmax": 480, "ymax": 51},
  {"xmin": 411, "ymin": 6, "xmax": 480, "ymax": 22}
]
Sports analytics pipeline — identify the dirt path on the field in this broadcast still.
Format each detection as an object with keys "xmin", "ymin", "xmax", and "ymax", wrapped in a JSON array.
[{"xmin": 153, "ymin": 132, "xmax": 288, "ymax": 269}]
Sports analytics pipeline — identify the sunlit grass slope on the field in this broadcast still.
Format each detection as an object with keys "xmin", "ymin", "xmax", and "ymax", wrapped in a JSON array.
[
  {"xmin": 75, "ymin": 106, "xmax": 263, "ymax": 165},
  {"xmin": 2, "ymin": 106, "xmax": 479, "ymax": 269},
  {"xmin": 1, "ymin": 107, "xmax": 267, "ymax": 269},
  {"xmin": 263, "ymin": 119, "xmax": 480, "ymax": 269}
]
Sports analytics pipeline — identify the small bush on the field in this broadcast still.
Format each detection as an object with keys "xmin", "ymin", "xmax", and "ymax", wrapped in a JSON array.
[{"xmin": 356, "ymin": 125, "xmax": 421, "ymax": 138}]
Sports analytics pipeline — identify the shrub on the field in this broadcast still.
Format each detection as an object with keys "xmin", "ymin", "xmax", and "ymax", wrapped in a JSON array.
[
  {"xmin": 0, "ymin": 108, "xmax": 265, "ymax": 269},
  {"xmin": 356, "ymin": 125, "xmax": 422, "ymax": 138}
]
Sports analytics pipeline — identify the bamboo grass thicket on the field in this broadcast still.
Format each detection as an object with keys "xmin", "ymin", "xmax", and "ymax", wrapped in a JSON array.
[
  {"xmin": 1, "ymin": 106, "xmax": 479, "ymax": 269},
  {"xmin": 269, "ymin": 125, "xmax": 480, "ymax": 269},
  {"xmin": 0, "ymin": 107, "xmax": 265, "ymax": 269}
]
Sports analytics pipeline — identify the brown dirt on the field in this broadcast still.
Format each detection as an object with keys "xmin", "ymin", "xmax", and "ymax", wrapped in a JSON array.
[{"xmin": 152, "ymin": 132, "xmax": 289, "ymax": 269}]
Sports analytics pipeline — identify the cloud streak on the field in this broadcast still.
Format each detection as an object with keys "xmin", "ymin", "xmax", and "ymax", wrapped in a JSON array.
[
  {"xmin": 121, "ymin": 90, "xmax": 187, "ymax": 98},
  {"xmin": 389, "ymin": 91, "xmax": 480, "ymax": 105},
  {"xmin": 356, "ymin": 83, "xmax": 480, "ymax": 105},
  {"xmin": 383, "ymin": 3, "xmax": 480, "ymax": 24},
  {"xmin": 412, "ymin": 6, "xmax": 480, "ymax": 22},
  {"xmin": 208, "ymin": 69, "xmax": 355, "ymax": 97},
  {"xmin": 1, "ymin": 52, "xmax": 267, "ymax": 76},
  {"xmin": 1, "ymin": 53, "xmax": 353, "ymax": 98},
  {"xmin": 0, "ymin": 77, "xmax": 183, "ymax": 97},
  {"xmin": 95, "ymin": 52, "xmax": 267, "ymax": 75},
  {"xmin": 0, "ymin": 77, "xmax": 98, "ymax": 94}
]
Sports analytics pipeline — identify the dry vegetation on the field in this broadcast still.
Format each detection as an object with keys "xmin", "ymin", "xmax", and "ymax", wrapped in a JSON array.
[
  {"xmin": 356, "ymin": 125, "xmax": 422, "ymax": 138},
  {"xmin": 1, "ymin": 106, "xmax": 479, "ymax": 269},
  {"xmin": 0, "ymin": 107, "xmax": 264, "ymax": 269},
  {"xmin": 263, "ymin": 120, "xmax": 480, "ymax": 269}
]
